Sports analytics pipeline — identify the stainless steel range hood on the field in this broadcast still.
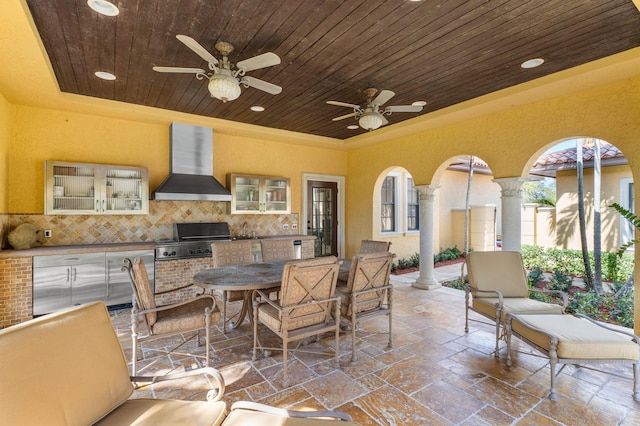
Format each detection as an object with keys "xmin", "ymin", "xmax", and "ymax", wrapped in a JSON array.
[{"xmin": 152, "ymin": 122, "xmax": 232, "ymax": 201}]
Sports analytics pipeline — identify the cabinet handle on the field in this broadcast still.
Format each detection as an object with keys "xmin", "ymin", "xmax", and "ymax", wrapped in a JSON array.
[
  {"xmin": 105, "ymin": 261, "xmax": 110, "ymax": 297},
  {"xmin": 72, "ymin": 267, "xmax": 77, "ymax": 282},
  {"xmin": 96, "ymin": 199, "xmax": 100, "ymax": 213},
  {"xmin": 67, "ymin": 267, "xmax": 71, "ymax": 283}
]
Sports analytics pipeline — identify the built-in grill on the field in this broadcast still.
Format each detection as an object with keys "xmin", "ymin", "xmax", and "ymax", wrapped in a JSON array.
[{"xmin": 155, "ymin": 222, "xmax": 232, "ymax": 260}]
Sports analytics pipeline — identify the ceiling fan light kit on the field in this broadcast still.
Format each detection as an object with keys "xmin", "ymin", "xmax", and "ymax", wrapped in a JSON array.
[
  {"xmin": 208, "ymin": 70, "xmax": 241, "ymax": 102},
  {"xmin": 359, "ymin": 110, "xmax": 384, "ymax": 130}
]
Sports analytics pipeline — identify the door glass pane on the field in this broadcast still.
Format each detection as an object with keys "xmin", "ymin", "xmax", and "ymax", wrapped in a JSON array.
[{"xmin": 312, "ymin": 187, "xmax": 333, "ymax": 256}]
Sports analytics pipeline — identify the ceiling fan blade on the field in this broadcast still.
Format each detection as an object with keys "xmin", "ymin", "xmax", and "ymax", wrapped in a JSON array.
[
  {"xmin": 241, "ymin": 76, "xmax": 282, "ymax": 95},
  {"xmin": 373, "ymin": 89, "xmax": 395, "ymax": 106},
  {"xmin": 176, "ymin": 34, "xmax": 219, "ymax": 65},
  {"xmin": 332, "ymin": 112, "xmax": 356, "ymax": 121},
  {"xmin": 237, "ymin": 52, "xmax": 281, "ymax": 72},
  {"xmin": 380, "ymin": 116, "xmax": 389, "ymax": 126},
  {"xmin": 327, "ymin": 100, "xmax": 360, "ymax": 109},
  {"xmin": 153, "ymin": 66, "xmax": 206, "ymax": 74},
  {"xmin": 385, "ymin": 105, "xmax": 423, "ymax": 113}
]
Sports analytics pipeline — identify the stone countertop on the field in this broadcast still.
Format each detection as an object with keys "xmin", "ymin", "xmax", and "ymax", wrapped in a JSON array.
[
  {"xmin": 0, "ymin": 236, "xmax": 314, "ymax": 258},
  {"xmin": 0, "ymin": 242, "xmax": 156, "ymax": 258},
  {"xmin": 238, "ymin": 234, "xmax": 315, "ymax": 241}
]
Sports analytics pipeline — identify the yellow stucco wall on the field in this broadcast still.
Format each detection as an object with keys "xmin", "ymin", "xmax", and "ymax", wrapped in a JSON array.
[
  {"xmin": 7, "ymin": 105, "xmax": 347, "ymax": 214},
  {"xmin": 555, "ymin": 164, "xmax": 632, "ymax": 252},
  {"xmin": 0, "ymin": 93, "xmax": 10, "ymax": 213},
  {"xmin": 344, "ymin": 75, "xmax": 640, "ymax": 257}
]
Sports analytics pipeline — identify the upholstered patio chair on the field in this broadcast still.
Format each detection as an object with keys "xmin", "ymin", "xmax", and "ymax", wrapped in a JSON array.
[
  {"xmin": 123, "ymin": 257, "xmax": 220, "ymax": 375},
  {"xmin": 252, "ymin": 256, "xmax": 341, "ymax": 386},
  {"xmin": 465, "ymin": 250, "xmax": 568, "ymax": 356},
  {"xmin": 261, "ymin": 238, "xmax": 296, "ymax": 261},
  {"xmin": 359, "ymin": 240, "xmax": 391, "ymax": 253},
  {"xmin": 0, "ymin": 301, "xmax": 227, "ymax": 425},
  {"xmin": 211, "ymin": 240, "xmax": 255, "ymax": 333},
  {"xmin": 336, "ymin": 251, "xmax": 394, "ymax": 362}
]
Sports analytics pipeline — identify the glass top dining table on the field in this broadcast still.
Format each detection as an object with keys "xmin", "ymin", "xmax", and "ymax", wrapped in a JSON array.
[{"xmin": 193, "ymin": 259, "xmax": 351, "ymax": 330}]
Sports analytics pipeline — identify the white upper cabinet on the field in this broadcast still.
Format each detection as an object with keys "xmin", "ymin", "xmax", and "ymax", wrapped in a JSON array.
[
  {"xmin": 227, "ymin": 174, "xmax": 290, "ymax": 214},
  {"xmin": 45, "ymin": 161, "xmax": 149, "ymax": 215}
]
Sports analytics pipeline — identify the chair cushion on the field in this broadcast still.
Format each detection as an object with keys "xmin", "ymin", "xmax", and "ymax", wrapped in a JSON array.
[
  {"xmin": 0, "ymin": 302, "xmax": 133, "ymax": 425},
  {"xmin": 467, "ymin": 251, "xmax": 529, "ymax": 298},
  {"xmin": 472, "ymin": 297, "xmax": 564, "ymax": 321},
  {"xmin": 152, "ymin": 297, "xmax": 220, "ymax": 335},
  {"xmin": 96, "ymin": 399, "xmax": 227, "ymax": 426},
  {"xmin": 511, "ymin": 314, "xmax": 640, "ymax": 360}
]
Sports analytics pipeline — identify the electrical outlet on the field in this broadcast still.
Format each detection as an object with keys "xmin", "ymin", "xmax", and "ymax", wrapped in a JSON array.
[
  {"xmin": 283, "ymin": 224, "xmax": 289, "ymax": 230},
  {"xmin": 292, "ymin": 223, "xmax": 298, "ymax": 230},
  {"xmin": 44, "ymin": 230, "xmax": 52, "ymax": 238}
]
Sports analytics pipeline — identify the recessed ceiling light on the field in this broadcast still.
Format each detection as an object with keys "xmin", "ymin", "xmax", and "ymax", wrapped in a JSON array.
[
  {"xmin": 250, "ymin": 106, "xmax": 265, "ymax": 112},
  {"xmin": 347, "ymin": 125, "xmax": 359, "ymax": 130},
  {"xmin": 95, "ymin": 71, "xmax": 116, "ymax": 80},
  {"xmin": 521, "ymin": 58, "xmax": 544, "ymax": 69},
  {"xmin": 87, "ymin": 0, "xmax": 119, "ymax": 16},
  {"xmin": 412, "ymin": 101, "xmax": 427, "ymax": 107}
]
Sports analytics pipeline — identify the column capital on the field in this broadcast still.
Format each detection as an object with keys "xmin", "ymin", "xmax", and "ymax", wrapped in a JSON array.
[
  {"xmin": 415, "ymin": 185, "xmax": 440, "ymax": 201},
  {"xmin": 492, "ymin": 177, "xmax": 526, "ymax": 198}
]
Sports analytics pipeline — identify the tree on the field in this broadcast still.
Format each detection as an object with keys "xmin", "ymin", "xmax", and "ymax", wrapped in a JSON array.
[
  {"xmin": 592, "ymin": 139, "xmax": 603, "ymax": 294},
  {"xmin": 522, "ymin": 178, "xmax": 556, "ymax": 206},
  {"xmin": 611, "ymin": 202, "xmax": 637, "ymax": 297},
  {"xmin": 577, "ymin": 139, "xmax": 594, "ymax": 290},
  {"xmin": 461, "ymin": 155, "xmax": 474, "ymax": 280}
]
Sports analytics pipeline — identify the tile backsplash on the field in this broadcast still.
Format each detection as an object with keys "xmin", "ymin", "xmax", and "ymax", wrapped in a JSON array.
[{"xmin": 1, "ymin": 201, "xmax": 300, "ymax": 249}]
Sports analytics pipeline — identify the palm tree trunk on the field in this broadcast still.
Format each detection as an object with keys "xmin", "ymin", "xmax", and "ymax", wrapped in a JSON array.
[
  {"xmin": 461, "ymin": 156, "xmax": 474, "ymax": 280},
  {"xmin": 592, "ymin": 139, "xmax": 603, "ymax": 294},
  {"xmin": 577, "ymin": 139, "xmax": 594, "ymax": 290}
]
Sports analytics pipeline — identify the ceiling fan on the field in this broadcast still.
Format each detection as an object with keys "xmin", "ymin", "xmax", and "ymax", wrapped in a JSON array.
[
  {"xmin": 153, "ymin": 35, "xmax": 282, "ymax": 103},
  {"xmin": 327, "ymin": 88, "xmax": 423, "ymax": 131}
]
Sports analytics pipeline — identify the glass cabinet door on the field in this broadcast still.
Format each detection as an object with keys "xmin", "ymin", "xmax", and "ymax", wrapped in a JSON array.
[
  {"xmin": 104, "ymin": 167, "xmax": 148, "ymax": 214},
  {"xmin": 229, "ymin": 175, "xmax": 261, "ymax": 213},
  {"xmin": 46, "ymin": 163, "xmax": 100, "ymax": 214},
  {"xmin": 264, "ymin": 177, "xmax": 290, "ymax": 213}
]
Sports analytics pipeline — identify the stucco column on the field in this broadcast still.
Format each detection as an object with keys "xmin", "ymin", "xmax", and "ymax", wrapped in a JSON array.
[
  {"xmin": 493, "ymin": 177, "xmax": 526, "ymax": 252},
  {"xmin": 413, "ymin": 185, "xmax": 440, "ymax": 290}
]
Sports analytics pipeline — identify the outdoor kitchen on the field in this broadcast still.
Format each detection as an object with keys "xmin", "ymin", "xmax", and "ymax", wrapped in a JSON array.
[{"xmin": 0, "ymin": 123, "xmax": 312, "ymax": 327}]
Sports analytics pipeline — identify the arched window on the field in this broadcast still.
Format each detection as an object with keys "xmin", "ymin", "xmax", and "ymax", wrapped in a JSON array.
[{"xmin": 380, "ymin": 171, "xmax": 419, "ymax": 234}]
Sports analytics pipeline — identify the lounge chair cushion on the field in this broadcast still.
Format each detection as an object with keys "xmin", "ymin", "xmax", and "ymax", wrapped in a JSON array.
[
  {"xmin": 467, "ymin": 251, "xmax": 529, "ymax": 298},
  {"xmin": 96, "ymin": 399, "xmax": 227, "ymax": 426},
  {"xmin": 512, "ymin": 314, "xmax": 640, "ymax": 360},
  {"xmin": 0, "ymin": 302, "xmax": 133, "ymax": 425},
  {"xmin": 472, "ymin": 297, "xmax": 564, "ymax": 321}
]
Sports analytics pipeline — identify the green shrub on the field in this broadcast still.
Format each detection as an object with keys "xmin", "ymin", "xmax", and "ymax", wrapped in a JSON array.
[
  {"xmin": 409, "ymin": 252, "xmax": 420, "ymax": 267},
  {"xmin": 548, "ymin": 269, "xmax": 573, "ymax": 293},
  {"xmin": 520, "ymin": 245, "xmax": 633, "ymax": 282},
  {"xmin": 445, "ymin": 278, "xmax": 467, "ymax": 291},
  {"xmin": 527, "ymin": 267, "xmax": 544, "ymax": 288},
  {"xmin": 434, "ymin": 246, "xmax": 462, "ymax": 263}
]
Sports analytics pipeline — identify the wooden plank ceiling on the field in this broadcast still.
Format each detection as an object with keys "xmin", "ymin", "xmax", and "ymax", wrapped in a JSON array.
[{"xmin": 25, "ymin": 0, "xmax": 640, "ymax": 140}]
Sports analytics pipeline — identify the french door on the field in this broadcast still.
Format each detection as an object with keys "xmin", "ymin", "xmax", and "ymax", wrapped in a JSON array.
[{"xmin": 306, "ymin": 180, "xmax": 338, "ymax": 257}]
